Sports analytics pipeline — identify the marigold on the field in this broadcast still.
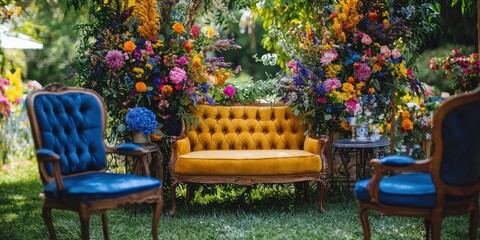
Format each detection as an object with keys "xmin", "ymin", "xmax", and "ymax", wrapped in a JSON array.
[
  {"xmin": 172, "ymin": 22, "xmax": 185, "ymax": 34},
  {"xmin": 401, "ymin": 119, "xmax": 413, "ymax": 132},
  {"xmin": 135, "ymin": 82, "xmax": 147, "ymax": 93},
  {"xmin": 161, "ymin": 85, "xmax": 173, "ymax": 95},
  {"xmin": 341, "ymin": 121, "xmax": 351, "ymax": 131},
  {"xmin": 124, "ymin": 41, "xmax": 136, "ymax": 52},
  {"xmin": 401, "ymin": 111, "xmax": 410, "ymax": 120}
]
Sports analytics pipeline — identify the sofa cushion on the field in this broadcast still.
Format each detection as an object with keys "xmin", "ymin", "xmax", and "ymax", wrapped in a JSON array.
[{"xmin": 174, "ymin": 150, "xmax": 321, "ymax": 176}]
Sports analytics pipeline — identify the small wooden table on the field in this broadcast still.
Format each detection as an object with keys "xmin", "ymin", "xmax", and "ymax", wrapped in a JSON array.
[
  {"xmin": 132, "ymin": 142, "xmax": 164, "ymax": 181},
  {"xmin": 333, "ymin": 138, "xmax": 390, "ymax": 206}
]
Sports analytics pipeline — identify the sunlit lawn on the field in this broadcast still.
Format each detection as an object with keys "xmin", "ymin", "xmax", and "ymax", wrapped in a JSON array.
[{"xmin": 0, "ymin": 160, "xmax": 476, "ymax": 240}]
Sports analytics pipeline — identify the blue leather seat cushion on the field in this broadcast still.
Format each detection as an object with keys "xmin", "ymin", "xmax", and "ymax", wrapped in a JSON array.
[
  {"xmin": 44, "ymin": 172, "xmax": 161, "ymax": 201},
  {"xmin": 354, "ymin": 173, "xmax": 436, "ymax": 208}
]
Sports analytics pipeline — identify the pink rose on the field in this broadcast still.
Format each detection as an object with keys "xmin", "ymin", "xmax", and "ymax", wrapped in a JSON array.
[
  {"xmin": 380, "ymin": 45, "xmax": 391, "ymax": 58},
  {"xmin": 392, "ymin": 48, "xmax": 401, "ymax": 59},
  {"xmin": 361, "ymin": 35, "xmax": 372, "ymax": 45},
  {"xmin": 323, "ymin": 78, "xmax": 342, "ymax": 93},
  {"xmin": 223, "ymin": 85, "xmax": 236, "ymax": 98},
  {"xmin": 191, "ymin": 25, "xmax": 200, "ymax": 38}
]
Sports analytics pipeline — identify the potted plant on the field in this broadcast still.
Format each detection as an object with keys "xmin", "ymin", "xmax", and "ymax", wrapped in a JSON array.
[{"xmin": 125, "ymin": 107, "xmax": 158, "ymax": 143}]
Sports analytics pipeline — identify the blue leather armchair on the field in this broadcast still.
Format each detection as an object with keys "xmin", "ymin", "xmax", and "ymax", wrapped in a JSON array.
[
  {"xmin": 354, "ymin": 88, "xmax": 480, "ymax": 240},
  {"xmin": 26, "ymin": 83, "xmax": 164, "ymax": 240}
]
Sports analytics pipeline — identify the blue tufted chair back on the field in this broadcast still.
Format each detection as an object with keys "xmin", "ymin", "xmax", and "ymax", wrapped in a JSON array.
[
  {"xmin": 439, "ymin": 102, "xmax": 480, "ymax": 186},
  {"xmin": 27, "ymin": 85, "xmax": 107, "ymax": 180}
]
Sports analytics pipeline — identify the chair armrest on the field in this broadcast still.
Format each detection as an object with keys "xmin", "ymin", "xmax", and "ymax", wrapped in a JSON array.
[
  {"xmin": 36, "ymin": 149, "xmax": 64, "ymax": 192},
  {"xmin": 105, "ymin": 143, "xmax": 149, "ymax": 156},
  {"xmin": 367, "ymin": 156, "xmax": 431, "ymax": 203}
]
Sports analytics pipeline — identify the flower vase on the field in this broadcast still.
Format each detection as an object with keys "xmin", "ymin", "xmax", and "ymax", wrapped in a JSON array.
[
  {"xmin": 133, "ymin": 131, "xmax": 150, "ymax": 143},
  {"xmin": 356, "ymin": 123, "xmax": 369, "ymax": 141}
]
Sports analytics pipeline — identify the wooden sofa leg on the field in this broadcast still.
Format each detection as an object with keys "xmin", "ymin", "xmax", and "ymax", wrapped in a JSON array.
[
  {"xmin": 169, "ymin": 181, "xmax": 177, "ymax": 217},
  {"xmin": 318, "ymin": 180, "xmax": 326, "ymax": 212},
  {"xmin": 185, "ymin": 184, "xmax": 194, "ymax": 205}
]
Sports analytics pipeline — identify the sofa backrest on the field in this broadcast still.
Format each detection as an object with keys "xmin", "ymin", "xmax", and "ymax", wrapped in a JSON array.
[{"xmin": 186, "ymin": 105, "xmax": 308, "ymax": 151}]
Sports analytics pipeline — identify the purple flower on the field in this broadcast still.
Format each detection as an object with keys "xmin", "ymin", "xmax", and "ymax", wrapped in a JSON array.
[
  {"xmin": 223, "ymin": 85, "xmax": 236, "ymax": 98},
  {"xmin": 175, "ymin": 56, "xmax": 189, "ymax": 65},
  {"xmin": 169, "ymin": 67, "xmax": 187, "ymax": 85},
  {"xmin": 323, "ymin": 78, "xmax": 342, "ymax": 93},
  {"xmin": 354, "ymin": 63, "xmax": 372, "ymax": 81},
  {"xmin": 105, "ymin": 50, "xmax": 125, "ymax": 70}
]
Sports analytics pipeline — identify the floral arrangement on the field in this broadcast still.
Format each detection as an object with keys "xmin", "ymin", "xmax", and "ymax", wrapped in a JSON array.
[
  {"xmin": 390, "ymin": 89, "xmax": 439, "ymax": 158},
  {"xmin": 429, "ymin": 49, "xmax": 480, "ymax": 93},
  {"xmin": 277, "ymin": 0, "xmax": 423, "ymax": 135},
  {"xmin": 125, "ymin": 107, "xmax": 158, "ymax": 136},
  {"xmin": 76, "ymin": 0, "xmax": 241, "ymax": 139}
]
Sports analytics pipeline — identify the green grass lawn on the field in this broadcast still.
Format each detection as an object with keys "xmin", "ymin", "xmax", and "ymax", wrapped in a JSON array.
[{"xmin": 0, "ymin": 161, "xmax": 476, "ymax": 240}]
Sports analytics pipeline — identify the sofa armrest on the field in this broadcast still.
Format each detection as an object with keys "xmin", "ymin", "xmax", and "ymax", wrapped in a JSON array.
[
  {"xmin": 169, "ymin": 137, "xmax": 192, "ymax": 174},
  {"xmin": 303, "ymin": 134, "xmax": 329, "ymax": 177}
]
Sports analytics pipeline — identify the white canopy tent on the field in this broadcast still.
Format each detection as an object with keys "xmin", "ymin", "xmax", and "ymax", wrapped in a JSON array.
[{"xmin": 0, "ymin": 26, "xmax": 43, "ymax": 49}]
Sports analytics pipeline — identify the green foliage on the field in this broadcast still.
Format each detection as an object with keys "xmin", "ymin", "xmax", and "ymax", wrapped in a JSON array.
[
  {"xmin": 249, "ymin": 0, "xmax": 331, "ymax": 67},
  {"xmin": 1, "ymin": 162, "xmax": 478, "ymax": 239}
]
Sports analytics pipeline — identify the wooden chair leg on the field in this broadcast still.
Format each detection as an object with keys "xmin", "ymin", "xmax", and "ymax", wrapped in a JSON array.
[
  {"xmin": 431, "ymin": 210, "xmax": 443, "ymax": 240},
  {"xmin": 359, "ymin": 204, "xmax": 371, "ymax": 240},
  {"xmin": 469, "ymin": 204, "xmax": 479, "ymax": 240},
  {"xmin": 169, "ymin": 181, "xmax": 177, "ymax": 217},
  {"xmin": 101, "ymin": 212, "xmax": 109, "ymax": 240},
  {"xmin": 152, "ymin": 192, "xmax": 164, "ymax": 240},
  {"xmin": 424, "ymin": 218, "xmax": 431, "ymax": 240},
  {"xmin": 79, "ymin": 205, "xmax": 91, "ymax": 240},
  {"xmin": 42, "ymin": 206, "xmax": 55, "ymax": 240}
]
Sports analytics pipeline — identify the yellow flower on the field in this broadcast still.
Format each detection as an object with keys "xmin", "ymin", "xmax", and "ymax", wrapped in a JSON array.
[
  {"xmin": 135, "ymin": 82, "xmax": 147, "ymax": 93},
  {"xmin": 192, "ymin": 56, "xmax": 202, "ymax": 67},
  {"xmin": 145, "ymin": 63, "xmax": 153, "ymax": 70},
  {"xmin": 172, "ymin": 22, "xmax": 185, "ymax": 34},
  {"xmin": 124, "ymin": 40, "xmax": 136, "ymax": 53},
  {"xmin": 207, "ymin": 26, "xmax": 215, "ymax": 38},
  {"xmin": 136, "ymin": 0, "xmax": 160, "ymax": 40},
  {"xmin": 383, "ymin": 19, "xmax": 390, "ymax": 27}
]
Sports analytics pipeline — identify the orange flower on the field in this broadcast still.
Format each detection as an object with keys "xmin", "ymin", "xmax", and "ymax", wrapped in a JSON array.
[
  {"xmin": 150, "ymin": 132, "xmax": 163, "ymax": 141},
  {"xmin": 135, "ymin": 82, "xmax": 147, "ymax": 93},
  {"xmin": 373, "ymin": 64, "xmax": 382, "ymax": 72},
  {"xmin": 124, "ymin": 40, "xmax": 136, "ymax": 53},
  {"xmin": 172, "ymin": 22, "xmax": 185, "ymax": 34},
  {"xmin": 401, "ymin": 119, "xmax": 413, "ymax": 132},
  {"xmin": 161, "ymin": 85, "xmax": 173, "ymax": 95},
  {"xmin": 340, "ymin": 121, "xmax": 351, "ymax": 131},
  {"xmin": 401, "ymin": 111, "xmax": 410, "ymax": 120},
  {"xmin": 185, "ymin": 42, "xmax": 193, "ymax": 53},
  {"xmin": 348, "ymin": 76, "xmax": 355, "ymax": 83},
  {"xmin": 368, "ymin": 87, "xmax": 376, "ymax": 94}
]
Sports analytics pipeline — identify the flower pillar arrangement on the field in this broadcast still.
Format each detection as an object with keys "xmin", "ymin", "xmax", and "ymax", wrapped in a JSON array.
[
  {"xmin": 76, "ymin": 0, "xmax": 241, "ymax": 142},
  {"xmin": 278, "ymin": 0, "xmax": 424, "ymax": 148}
]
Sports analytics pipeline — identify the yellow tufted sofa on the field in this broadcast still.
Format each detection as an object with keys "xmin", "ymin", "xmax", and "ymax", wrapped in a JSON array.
[{"xmin": 168, "ymin": 104, "xmax": 329, "ymax": 215}]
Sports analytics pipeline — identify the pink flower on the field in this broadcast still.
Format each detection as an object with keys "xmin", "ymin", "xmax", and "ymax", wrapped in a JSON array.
[
  {"xmin": 345, "ymin": 98, "xmax": 362, "ymax": 115},
  {"xmin": 424, "ymin": 85, "xmax": 432, "ymax": 97},
  {"xmin": 26, "ymin": 80, "xmax": 42, "ymax": 90},
  {"xmin": 317, "ymin": 97, "xmax": 326, "ymax": 103},
  {"xmin": 105, "ymin": 50, "xmax": 125, "ymax": 70},
  {"xmin": 392, "ymin": 48, "xmax": 401, "ymax": 59},
  {"xmin": 353, "ymin": 63, "xmax": 371, "ymax": 81},
  {"xmin": 175, "ymin": 56, "xmax": 189, "ymax": 65},
  {"xmin": 223, "ymin": 85, "xmax": 236, "ymax": 98},
  {"xmin": 380, "ymin": 45, "xmax": 391, "ymax": 58},
  {"xmin": 191, "ymin": 25, "xmax": 200, "ymax": 38},
  {"xmin": 169, "ymin": 67, "xmax": 187, "ymax": 84},
  {"xmin": 361, "ymin": 35, "xmax": 372, "ymax": 45},
  {"xmin": 286, "ymin": 61, "xmax": 295, "ymax": 68},
  {"xmin": 320, "ymin": 49, "xmax": 338, "ymax": 65},
  {"xmin": 323, "ymin": 78, "xmax": 342, "ymax": 93}
]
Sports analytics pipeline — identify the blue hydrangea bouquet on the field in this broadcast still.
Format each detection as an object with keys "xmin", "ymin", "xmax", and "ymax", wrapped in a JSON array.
[{"xmin": 125, "ymin": 107, "xmax": 158, "ymax": 136}]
